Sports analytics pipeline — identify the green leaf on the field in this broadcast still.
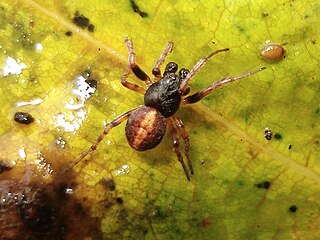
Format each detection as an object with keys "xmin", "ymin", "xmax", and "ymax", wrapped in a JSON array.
[{"xmin": 1, "ymin": 0, "xmax": 320, "ymax": 239}]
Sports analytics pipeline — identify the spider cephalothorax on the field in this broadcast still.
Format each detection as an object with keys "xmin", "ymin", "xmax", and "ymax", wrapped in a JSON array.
[
  {"xmin": 67, "ymin": 38, "xmax": 265, "ymax": 180},
  {"xmin": 144, "ymin": 69, "xmax": 182, "ymax": 117}
]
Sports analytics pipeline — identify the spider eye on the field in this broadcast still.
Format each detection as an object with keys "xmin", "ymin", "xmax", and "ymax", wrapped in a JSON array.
[
  {"xmin": 164, "ymin": 62, "xmax": 178, "ymax": 75},
  {"xmin": 179, "ymin": 68, "xmax": 190, "ymax": 79}
]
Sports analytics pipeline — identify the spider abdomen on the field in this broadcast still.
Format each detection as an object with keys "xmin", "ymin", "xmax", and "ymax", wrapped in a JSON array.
[{"xmin": 125, "ymin": 106, "xmax": 166, "ymax": 151}]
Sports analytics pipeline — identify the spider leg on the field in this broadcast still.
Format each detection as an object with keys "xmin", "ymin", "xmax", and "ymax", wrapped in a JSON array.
[
  {"xmin": 65, "ymin": 107, "xmax": 138, "ymax": 171},
  {"xmin": 180, "ymin": 48, "xmax": 229, "ymax": 93},
  {"xmin": 173, "ymin": 116, "xmax": 194, "ymax": 174},
  {"xmin": 121, "ymin": 66, "xmax": 146, "ymax": 94},
  {"xmin": 182, "ymin": 67, "xmax": 266, "ymax": 104},
  {"xmin": 152, "ymin": 41, "xmax": 174, "ymax": 81},
  {"xmin": 124, "ymin": 38, "xmax": 153, "ymax": 86},
  {"xmin": 167, "ymin": 118, "xmax": 191, "ymax": 181}
]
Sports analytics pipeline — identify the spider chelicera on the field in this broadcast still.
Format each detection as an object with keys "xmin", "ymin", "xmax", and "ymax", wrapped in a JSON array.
[{"xmin": 68, "ymin": 38, "xmax": 265, "ymax": 180}]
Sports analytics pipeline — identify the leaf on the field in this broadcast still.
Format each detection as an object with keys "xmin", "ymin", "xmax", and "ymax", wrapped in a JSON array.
[{"xmin": 0, "ymin": 0, "xmax": 320, "ymax": 239}]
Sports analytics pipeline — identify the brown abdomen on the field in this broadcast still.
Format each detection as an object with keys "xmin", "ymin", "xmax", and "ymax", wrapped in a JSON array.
[{"xmin": 125, "ymin": 106, "xmax": 166, "ymax": 151}]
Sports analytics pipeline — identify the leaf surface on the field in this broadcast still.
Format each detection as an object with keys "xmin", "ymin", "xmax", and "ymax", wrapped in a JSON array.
[{"xmin": 0, "ymin": 0, "xmax": 320, "ymax": 239}]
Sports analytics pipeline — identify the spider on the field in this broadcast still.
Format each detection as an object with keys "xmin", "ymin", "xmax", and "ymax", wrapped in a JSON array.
[{"xmin": 67, "ymin": 38, "xmax": 265, "ymax": 180}]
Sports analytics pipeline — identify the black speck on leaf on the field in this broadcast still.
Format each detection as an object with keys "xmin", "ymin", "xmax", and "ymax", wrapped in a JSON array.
[
  {"xmin": 87, "ymin": 24, "xmax": 95, "ymax": 32},
  {"xmin": 72, "ymin": 12, "xmax": 90, "ymax": 28},
  {"xmin": 65, "ymin": 31, "xmax": 72, "ymax": 36},
  {"xmin": 289, "ymin": 205, "xmax": 298, "ymax": 213},
  {"xmin": 130, "ymin": 0, "xmax": 148, "ymax": 18},
  {"xmin": 274, "ymin": 133, "xmax": 282, "ymax": 140},
  {"xmin": 14, "ymin": 112, "xmax": 35, "ymax": 125},
  {"xmin": 85, "ymin": 79, "xmax": 98, "ymax": 89},
  {"xmin": 255, "ymin": 180, "xmax": 271, "ymax": 189}
]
